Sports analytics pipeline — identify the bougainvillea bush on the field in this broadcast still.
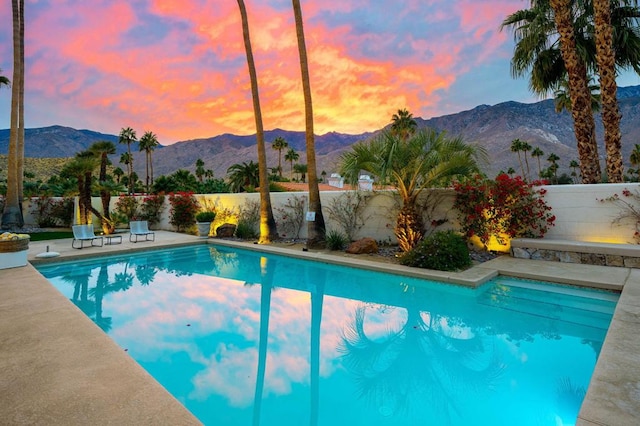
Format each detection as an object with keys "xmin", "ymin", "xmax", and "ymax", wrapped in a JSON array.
[
  {"xmin": 168, "ymin": 192, "xmax": 199, "ymax": 232},
  {"xmin": 453, "ymin": 173, "xmax": 555, "ymax": 248}
]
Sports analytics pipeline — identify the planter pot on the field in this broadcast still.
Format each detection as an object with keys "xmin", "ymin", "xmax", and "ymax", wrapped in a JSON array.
[
  {"xmin": 0, "ymin": 237, "xmax": 30, "ymax": 270},
  {"xmin": 196, "ymin": 222, "xmax": 211, "ymax": 239}
]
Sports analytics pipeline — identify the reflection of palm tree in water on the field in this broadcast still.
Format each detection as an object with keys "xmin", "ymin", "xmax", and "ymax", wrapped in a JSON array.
[{"xmin": 339, "ymin": 305, "xmax": 504, "ymax": 422}]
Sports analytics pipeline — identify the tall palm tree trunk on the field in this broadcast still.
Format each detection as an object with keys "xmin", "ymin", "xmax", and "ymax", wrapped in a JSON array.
[
  {"xmin": 550, "ymin": 0, "xmax": 602, "ymax": 183},
  {"xmin": 237, "ymin": 0, "xmax": 277, "ymax": 243},
  {"xmin": 395, "ymin": 202, "xmax": 424, "ymax": 253},
  {"xmin": 594, "ymin": 0, "xmax": 623, "ymax": 182},
  {"xmin": 17, "ymin": 0, "xmax": 24, "ymax": 204},
  {"xmin": 292, "ymin": 0, "xmax": 326, "ymax": 248},
  {"xmin": 2, "ymin": 0, "xmax": 24, "ymax": 229}
]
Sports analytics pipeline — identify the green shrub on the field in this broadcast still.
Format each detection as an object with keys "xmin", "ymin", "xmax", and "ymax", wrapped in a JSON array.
[
  {"xmin": 195, "ymin": 211, "xmax": 216, "ymax": 222},
  {"xmin": 325, "ymin": 230, "xmax": 348, "ymax": 251},
  {"xmin": 235, "ymin": 220, "xmax": 258, "ymax": 239},
  {"xmin": 399, "ymin": 230, "xmax": 471, "ymax": 271}
]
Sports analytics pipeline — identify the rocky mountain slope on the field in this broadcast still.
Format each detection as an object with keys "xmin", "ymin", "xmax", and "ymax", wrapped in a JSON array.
[{"xmin": 3, "ymin": 85, "xmax": 640, "ymax": 179}]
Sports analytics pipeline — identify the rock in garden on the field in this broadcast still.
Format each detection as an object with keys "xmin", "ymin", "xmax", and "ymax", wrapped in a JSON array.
[
  {"xmin": 346, "ymin": 238, "xmax": 378, "ymax": 254},
  {"xmin": 216, "ymin": 223, "xmax": 237, "ymax": 238}
]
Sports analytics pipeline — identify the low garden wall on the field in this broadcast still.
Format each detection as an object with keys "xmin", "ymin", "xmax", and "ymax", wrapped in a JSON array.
[{"xmin": 14, "ymin": 182, "xmax": 640, "ymax": 246}]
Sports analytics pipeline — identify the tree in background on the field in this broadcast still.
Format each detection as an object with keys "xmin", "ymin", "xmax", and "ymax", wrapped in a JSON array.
[
  {"xmin": 531, "ymin": 146, "xmax": 545, "ymax": 179},
  {"xmin": 119, "ymin": 127, "xmax": 137, "ymax": 194},
  {"xmin": 227, "ymin": 161, "xmax": 260, "ymax": 193},
  {"xmin": 272, "ymin": 136, "xmax": 289, "ymax": 178},
  {"xmin": 510, "ymin": 139, "xmax": 526, "ymax": 178},
  {"xmin": 195, "ymin": 158, "xmax": 205, "ymax": 183},
  {"xmin": 2, "ymin": 0, "xmax": 25, "ymax": 229},
  {"xmin": 391, "ymin": 108, "xmax": 417, "ymax": 140},
  {"xmin": 292, "ymin": 0, "xmax": 326, "ymax": 248},
  {"xmin": 294, "ymin": 163, "xmax": 308, "ymax": 183},
  {"xmin": 139, "ymin": 130, "xmax": 159, "ymax": 193},
  {"xmin": 285, "ymin": 147, "xmax": 299, "ymax": 180},
  {"xmin": 237, "ymin": 0, "xmax": 278, "ymax": 243}
]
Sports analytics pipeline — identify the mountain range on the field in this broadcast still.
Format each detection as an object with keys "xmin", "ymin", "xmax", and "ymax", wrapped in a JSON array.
[{"xmin": 3, "ymin": 85, "xmax": 640, "ymax": 179}]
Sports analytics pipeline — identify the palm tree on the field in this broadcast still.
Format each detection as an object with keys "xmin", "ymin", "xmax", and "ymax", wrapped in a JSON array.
[
  {"xmin": 89, "ymin": 141, "xmax": 117, "ymax": 233},
  {"xmin": 549, "ymin": 0, "xmax": 601, "ymax": 183},
  {"xmin": 594, "ymin": 0, "xmax": 623, "ymax": 182},
  {"xmin": 0, "ymin": 68, "xmax": 9, "ymax": 87},
  {"xmin": 292, "ymin": 0, "xmax": 326, "ymax": 248},
  {"xmin": 510, "ymin": 138, "xmax": 526, "ymax": 178},
  {"xmin": 547, "ymin": 152, "xmax": 561, "ymax": 181},
  {"xmin": 272, "ymin": 137, "xmax": 288, "ymax": 178},
  {"xmin": 285, "ymin": 147, "xmax": 299, "ymax": 180},
  {"xmin": 227, "ymin": 161, "xmax": 260, "ymax": 193},
  {"xmin": 631, "ymin": 144, "xmax": 640, "ymax": 168},
  {"xmin": 569, "ymin": 159, "xmax": 580, "ymax": 183},
  {"xmin": 553, "ymin": 76, "xmax": 601, "ymax": 113},
  {"xmin": 293, "ymin": 163, "xmax": 308, "ymax": 183},
  {"xmin": 531, "ymin": 146, "xmax": 545, "ymax": 179},
  {"xmin": 119, "ymin": 127, "xmax": 137, "ymax": 194},
  {"xmin": 237, "ymin": 0, "xmax": 278, "ymax": 243},
  {"xmin": 340, "ymin": 128, "xmax": 484, "ymax": 252},
  {"xmin": 521, "ymin": 140, "xmax": 532, "ymax": 180},
  {"xmin": 194, "ymin": 158, "xmax": 205, "ymax": 183},
  {"xmin": 138, "ymin": 130, "xmax": 159, "ymax": 192},
  {"xmin": 391, "ymin": 108, "xmax": 418, "ymax": 140},
  {"xmin": 2, "ymin": 0, "xmax": 25, "ymax": 229},
  {"xmin": 112, "ymin": 167, "xmax": 124, "ymax": 184}
]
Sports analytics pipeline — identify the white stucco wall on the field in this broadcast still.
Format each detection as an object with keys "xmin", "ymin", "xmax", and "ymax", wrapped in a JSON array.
[{"xmin": 17, "ymin": 182, "xmax": 640, "ymax": 244}]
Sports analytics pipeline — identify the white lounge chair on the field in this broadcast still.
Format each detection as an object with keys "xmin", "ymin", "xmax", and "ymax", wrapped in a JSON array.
[
  {"xmin": 72, "ymin": 224, "xmax": 104, "ymax": 249},
  {"xmin": 129, "ymin": 220, "xmax": 155, "ymax": 243}
]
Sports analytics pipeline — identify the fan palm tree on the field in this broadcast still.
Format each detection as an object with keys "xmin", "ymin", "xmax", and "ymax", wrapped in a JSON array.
[
  {"xmin": 594, "ymin": 0, "xmax": 623, "ymax": 182},
  {"xmin": 227, "ymin": 161, "xmax": 260, "ymax": 193},
  {"xmin": 272, "ymin": 137, "xmax": 289, "ymax": 178},
  {"xmin": 548, "ymin": 152, "xmax": 561, "ymax": 181},
  {"xmin": 549, "ymin": 0, "xmax": 601, "ymax": 183},
  {"xmin": 391, "ymin": 108, "xmax": 418, "ymax": 140},
  {"xmin": 531, "ymin": 146, "xmax": 545, "ymax": 179},
  {"xmin": 138, "ymin": 130, "xmax": 159, "ymax": 192},
  {"xmin": 237, "ymin": 0, "xmax": 278, "ymax": 243},
  {"xmin": 294, "ymin": 163, "xmax": 308, "ymax": 183},
  {"xmin": 292, "ymin": 0, "xmax": 326, "ymax": 248},
  {"xmin": 285, "ymin": 147, "xmax": 300, "ymax": 180},
  {"xmin": 194, "ymin": 158, "xmax": 205, "ymax": 183},
  {"xmin": 569, "ymin": 159, "xmax": 580, "ymax": 183},
  {"xmin": 340, "ymin": 128, "xmax": 484, "ymax": 252},
  {"xmin": 2, "ymin": 0, "xmax": 25, "ymax": 229},
  {"xmin": 630, "ymin": 144, "xmax": 640, "ymax": 168},
  {"xmin": 510, "ymin": 139, "xmax": 526, "ymax": 178},
  {"xmin": 119, "ymin": 127, "xmax": 137, "ymax": 194}
]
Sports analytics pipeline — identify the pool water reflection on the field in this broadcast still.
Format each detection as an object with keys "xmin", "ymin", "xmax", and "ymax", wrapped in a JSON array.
[{"xmin": 36, "ymin": 245, "xmax": 619, "ymax": 425}]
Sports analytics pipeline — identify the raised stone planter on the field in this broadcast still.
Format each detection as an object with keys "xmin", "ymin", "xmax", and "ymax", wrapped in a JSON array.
[{"xmin": 511, "ymin": 238, "xmax": 640, "ymax": 268}]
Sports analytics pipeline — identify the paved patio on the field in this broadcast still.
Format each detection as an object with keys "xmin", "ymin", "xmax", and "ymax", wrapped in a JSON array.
[{"xmin": 1, "ymin": 232, "xmax": 639, "ymax": 425}]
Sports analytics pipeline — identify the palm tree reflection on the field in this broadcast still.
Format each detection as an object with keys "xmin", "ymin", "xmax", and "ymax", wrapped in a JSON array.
[{"xmin": 339, "ymin": 304, "xmax": 504, "ymax": 421}]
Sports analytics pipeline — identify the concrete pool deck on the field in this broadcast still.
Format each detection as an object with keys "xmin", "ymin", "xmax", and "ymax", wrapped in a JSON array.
[{"xmin": 0, "ymin": 232, "xmax": 638, "ymax": 425}]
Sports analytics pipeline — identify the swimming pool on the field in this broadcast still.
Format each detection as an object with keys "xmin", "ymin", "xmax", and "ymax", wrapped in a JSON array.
[{"xmin": 36, "ymin": 244, "xmax": 618, "ymax": 425}]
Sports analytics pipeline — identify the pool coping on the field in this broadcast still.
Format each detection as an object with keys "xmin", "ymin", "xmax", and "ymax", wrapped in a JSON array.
[{"xmin": 1, "ymin": 233, "xmax": 638, "ymax": 425}]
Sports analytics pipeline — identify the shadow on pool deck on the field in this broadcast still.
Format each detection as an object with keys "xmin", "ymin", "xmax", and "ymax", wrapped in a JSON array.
[{"xmin": 1, "ymin": 232, "xmax": 639, "ymax": 425}]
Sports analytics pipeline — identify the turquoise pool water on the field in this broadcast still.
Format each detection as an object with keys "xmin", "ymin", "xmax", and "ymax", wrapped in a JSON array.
[{"xmin": 36, "ymin": 245, "xmax": 619, "ymax": 425}]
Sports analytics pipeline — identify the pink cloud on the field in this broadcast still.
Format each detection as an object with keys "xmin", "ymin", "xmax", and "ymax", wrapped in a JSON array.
[{"xmin": 0, "ymin": 0, "xmax": 534, "ymax": 143}]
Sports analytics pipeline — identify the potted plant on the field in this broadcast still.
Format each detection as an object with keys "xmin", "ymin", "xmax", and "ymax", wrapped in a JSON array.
[{"xmin": 195, "ymin": 211, "xmax": 216, "ymax": 238}]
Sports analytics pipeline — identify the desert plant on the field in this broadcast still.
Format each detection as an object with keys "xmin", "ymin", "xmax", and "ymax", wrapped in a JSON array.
[
  {"xmin": 598, "ymin": 188, "xmax": 640, "ymax": 243},
  {"xmin": 326, "ymin": 191, "xmax": 371, "ymax": 241},
  {"xmin": 275, "ymin": 195, "xmax": 306, "ymax": 239},
  {"xmin": 235, "ymin": 219, "xmax": 259, "ymax": 239},
  {"xmin": 325, "ymin": 229, "xmax": 348, "ymax": 251},
  {"xmin": 399, "ymin": 230, "xmax": 471, "ymax": 271}
]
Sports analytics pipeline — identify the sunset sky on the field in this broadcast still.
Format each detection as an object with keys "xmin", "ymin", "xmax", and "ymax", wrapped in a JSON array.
[{"xmin": 1, "ymin": 0, "xmax": 639, "ymax": 146}]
